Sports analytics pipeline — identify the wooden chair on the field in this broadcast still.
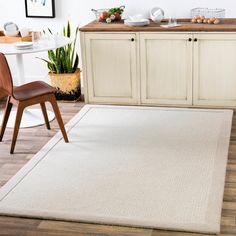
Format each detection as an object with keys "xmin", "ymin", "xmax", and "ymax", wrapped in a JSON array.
[{"xmin": 0, "ymin": 53, "xmax": 69, "ymax": 154}]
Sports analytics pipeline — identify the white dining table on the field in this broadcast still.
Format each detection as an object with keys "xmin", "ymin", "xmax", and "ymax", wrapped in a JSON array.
[{"xmin": 0, "ymin": 36, "xmax": 71, "ymax": 128}]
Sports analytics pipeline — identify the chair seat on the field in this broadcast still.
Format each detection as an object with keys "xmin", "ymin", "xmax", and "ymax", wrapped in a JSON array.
[{"xmin": 13, "ymin": 81, "xmax": 56, "ymax": 101}]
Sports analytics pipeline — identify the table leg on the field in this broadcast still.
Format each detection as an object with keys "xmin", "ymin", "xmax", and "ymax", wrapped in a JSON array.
[{"xmin": 15, "ymin": 54, "xmax": 25, "ymax": 85}]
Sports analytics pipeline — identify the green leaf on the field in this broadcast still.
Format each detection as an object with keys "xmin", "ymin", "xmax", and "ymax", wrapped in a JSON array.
[
  {"xmin": 60, "ymin": 48, "xmax": 67, "ymax": 73},
  {"xmin": 48, "ymin": 63, "xmax": 56, "ymax": 73},
  {"xmin": 73, "ymin": 54, "xmax": 79, "ymax": 72},
  {"xmin": 63, "ymin": 26, "xmax": 66, "ymax": 37},
  {"xmin": 48, "ymin": 28, "xmax": 53, "ymax": 34},
  {"xmin": 71, "ymin": 26, "xmax": 79, "ymax": 64},
  {"xmin": 48, "ymin": 50, "xmax": 61, "ymax": 73},
  {"xmin": 66, "ymin": 21, "xmax": 71, "ymax": 38}
]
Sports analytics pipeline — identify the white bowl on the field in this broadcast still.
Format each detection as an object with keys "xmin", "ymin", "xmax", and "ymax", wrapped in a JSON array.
[{"xmin": 4, "ymin": 30, "xmax": 19, "ymax": 37}]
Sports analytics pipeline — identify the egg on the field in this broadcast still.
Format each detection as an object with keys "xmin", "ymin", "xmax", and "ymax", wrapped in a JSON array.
[
  {"xmin": 209, "ymin": 18, "xmax": 215, "ymax": 23},
  {"xmin": 191, "ymin": 18, "xmax": 197, "ymax": 23},
  {"xmin": 207, "ymin": 19, "xmax": 212, "ymax": 24},
  {"xmin": 199, "ymin": 15, "xmax": 205, "ymax": 20},
  {"xmin": 197, "ymin": 19, "xmax": 203, "ymax": 23},
  {"xmin": 214, "ymin": 19, "xmax": 220, "ymax": 24},
  {"xmin": 203, "ymin": 19, "xmax": 208, "ymax": 23}
]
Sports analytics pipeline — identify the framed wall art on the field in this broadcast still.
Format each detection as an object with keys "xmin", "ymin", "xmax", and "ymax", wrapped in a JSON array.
[{"xmin": 25, "ymin": 0, "xmax": 55, "ymax": 18}]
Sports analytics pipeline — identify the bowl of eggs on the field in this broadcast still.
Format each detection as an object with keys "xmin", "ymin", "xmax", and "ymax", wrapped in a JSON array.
[
  {"xmin": 191, "ymin": 15, "xmax": 220, "ymax": 24},
  {"xmin": 190, "ymin": 8, "xmax": 225, "ymax": 25}
]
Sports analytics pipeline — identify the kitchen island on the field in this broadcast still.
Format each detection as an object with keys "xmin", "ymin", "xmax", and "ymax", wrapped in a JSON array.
[{"xmin": 80, "ymin": 19, "xmax": 236, "ymax": 107}]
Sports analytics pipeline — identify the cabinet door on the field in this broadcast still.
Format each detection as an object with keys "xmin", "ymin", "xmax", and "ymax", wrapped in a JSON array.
[
  {"xmin": 194, "ymin": 34, "xmax": 236, "ymax": 107},
  {"xmin": 84, "ymin": 33, "xmax": 138, "ymax": 104},
  {"xmin": 140, "ymin": 33, "xmax": 193, "ymax": 105}
]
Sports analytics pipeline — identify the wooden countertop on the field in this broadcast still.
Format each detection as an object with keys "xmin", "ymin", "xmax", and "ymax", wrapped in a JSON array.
[{"xmin": 80, "ymin": 19, "xmax": 236, "ymax": 32}]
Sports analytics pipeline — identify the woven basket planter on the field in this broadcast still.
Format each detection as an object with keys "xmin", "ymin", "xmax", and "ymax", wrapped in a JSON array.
[{"xmin": 49, "ymin": 69, "xmax": 81, "ymax": 101}]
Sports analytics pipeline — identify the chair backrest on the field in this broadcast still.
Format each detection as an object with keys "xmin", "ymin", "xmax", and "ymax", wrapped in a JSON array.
[{"xmin": 0, "ymin": 53, "xmax": 13, "ymax": 96}]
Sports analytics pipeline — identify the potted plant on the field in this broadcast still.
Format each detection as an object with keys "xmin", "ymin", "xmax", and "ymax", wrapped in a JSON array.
[{"xmin": 39, "ymin": 22, "xmax": 80, "ymax": 101}]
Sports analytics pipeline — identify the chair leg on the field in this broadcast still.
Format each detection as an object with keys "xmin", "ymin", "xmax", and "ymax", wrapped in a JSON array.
[
  {"xmin": 40, "ymin": 102, "xmax": 50, "ymax": 130},
  {"xmin": 49, "ymin": 95, "xmax": 69, "ymax": 143},
  {"xmin": 0, "ymin": 96, "xmax": 13, "ymax": 142},
  {"xmin": 10, "ymin": 103, "xmax": 25, "ymax": 154}
]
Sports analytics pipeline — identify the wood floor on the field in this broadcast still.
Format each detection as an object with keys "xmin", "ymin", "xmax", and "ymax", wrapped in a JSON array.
[{"xmin": 0, "ymin": 101, "xmax": 236, "ymax": 236}]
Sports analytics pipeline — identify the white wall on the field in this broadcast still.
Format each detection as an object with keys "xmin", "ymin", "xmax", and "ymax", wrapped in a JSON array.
[{"xmin": 1, "ymin": 0, "xmax": 236, "ymax": 84}]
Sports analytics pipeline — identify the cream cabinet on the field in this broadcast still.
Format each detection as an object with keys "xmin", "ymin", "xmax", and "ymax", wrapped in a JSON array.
[
  {"xmin": 81, "ymin": 31, "xmax": 236, "ymax": 108},
  {"xmin": 140, "ymin": 33, "xmax": 193, "ymax": 105},
  {"xmin": 193, "ymin": 34, "xmax": 236, "ymax": 107},
  {"xmin": 82, "ymin": 33, "xmax": 138, "ymax": 104}
]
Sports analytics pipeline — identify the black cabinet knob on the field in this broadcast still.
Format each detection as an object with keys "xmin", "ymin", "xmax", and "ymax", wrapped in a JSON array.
[
  {"xmin": 194, "ymin": 38, "xmax": 198, "ymax": 42},
  {"xmin": 188, "ymin": 38, "xmax": 192, "ymax": 42},
  {"xmin": 131, "ymin": 38, "xmax": 135, "ymax": 42}
]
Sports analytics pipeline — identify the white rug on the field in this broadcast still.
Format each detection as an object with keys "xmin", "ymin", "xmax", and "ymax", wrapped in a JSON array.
[{"xmin": 0, "ymin": 105, "xmax": 233, "ymax": 234}]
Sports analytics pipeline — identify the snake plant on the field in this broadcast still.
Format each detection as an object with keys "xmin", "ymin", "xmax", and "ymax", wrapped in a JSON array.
[{"xmin": 39, "ymin": 21, "xmax": 79, "ymax": 74}]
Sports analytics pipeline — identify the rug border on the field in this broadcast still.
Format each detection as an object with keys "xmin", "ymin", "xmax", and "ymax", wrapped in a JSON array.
[{"xmin": 0, "ymin": 105, "xmax": 233, "ymax": 234}]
